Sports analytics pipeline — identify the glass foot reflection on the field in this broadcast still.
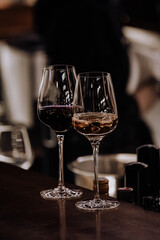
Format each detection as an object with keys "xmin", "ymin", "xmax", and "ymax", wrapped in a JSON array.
[
  {"xmin": 75, "ymin": 198, "xmax": 119, "ymax": 211},
  {"xmin": 40, "ymin": 186, "xmax": 83, "ymax": 200}
]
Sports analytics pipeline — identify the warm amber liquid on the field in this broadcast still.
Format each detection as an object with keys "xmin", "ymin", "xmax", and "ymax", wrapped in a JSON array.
[{"xmin": 72, "ymin": 112, "xmax": 118, "ymax": 135}]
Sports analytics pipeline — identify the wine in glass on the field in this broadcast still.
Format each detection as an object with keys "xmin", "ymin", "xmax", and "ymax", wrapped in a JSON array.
[
  {"xmin": 37, "ymin": 64, "xmax": 83, "ymax": 200},
  {"xmin": 72, "ymin": 72, "xmax": 119, "ymax": 210}
]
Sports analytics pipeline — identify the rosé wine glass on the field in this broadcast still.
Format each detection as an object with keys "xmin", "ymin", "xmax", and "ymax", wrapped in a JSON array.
[{"xmin": 72, "ymin": 72, "xmax": 119, "ymax": 210}]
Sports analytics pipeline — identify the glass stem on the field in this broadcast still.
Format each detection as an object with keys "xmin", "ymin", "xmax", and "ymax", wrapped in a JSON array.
[
  {"xmin": 57, "ymin": 135, "xmax": 64, "ymax": 189},
  {"xmin": 92, "ymin": 142, "xmax": 100, "ymax": 201}
]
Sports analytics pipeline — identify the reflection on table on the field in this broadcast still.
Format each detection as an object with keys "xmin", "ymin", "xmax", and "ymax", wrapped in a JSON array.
[{"xmin": 0, "ymin": 162, "xmax": 160, "ymax": 240}]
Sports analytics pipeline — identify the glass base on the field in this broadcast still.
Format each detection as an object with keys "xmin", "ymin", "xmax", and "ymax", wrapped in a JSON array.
[
  {"xmin": 75, "ymin": 198, "xmax": 119, "ymax": 211},
  {"xmin": 40, "ymin": 186, "xmax": 83, "ymax": 200}
]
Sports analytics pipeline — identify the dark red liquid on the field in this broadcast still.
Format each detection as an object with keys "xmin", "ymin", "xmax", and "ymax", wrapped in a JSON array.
[{"xmin": 39, "ymin": 105, "xmax": 73, "ymax": 132}]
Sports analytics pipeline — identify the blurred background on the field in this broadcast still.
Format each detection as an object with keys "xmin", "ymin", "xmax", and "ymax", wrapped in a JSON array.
[{"xmin": 0, "ymin": 0, "xmax": 159, "ymax": 183}]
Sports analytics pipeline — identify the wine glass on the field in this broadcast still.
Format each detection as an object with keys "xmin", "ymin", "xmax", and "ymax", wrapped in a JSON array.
[
  {"xmin": 37, "ymin": 64, "xmax": 83, "ymax": 200},
  {"xmin": 72, "ymin": 72, "xmax": 119, "ymax": 210},
  {"xmin": 0, "ymin": 124, "xmax": 33, "ymax": 170}
]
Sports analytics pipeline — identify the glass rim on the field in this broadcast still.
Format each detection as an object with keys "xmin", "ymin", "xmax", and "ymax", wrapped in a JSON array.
[
  {"xmin": 42, "ymin": 64, "xmax": 76, "ymax": 71},
  {"xmin": 77, "ymin": 71, "xmax": 111, "ymax": 78}
]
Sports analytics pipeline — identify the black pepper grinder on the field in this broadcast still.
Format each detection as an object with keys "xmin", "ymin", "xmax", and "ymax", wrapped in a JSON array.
[
  {"xmin": 125, "ymin": 162, "xmax": 148, "ymax": 205},
  {"xmin": 137, "ymin": 144, "xmax": 160, "ymax": 198}
]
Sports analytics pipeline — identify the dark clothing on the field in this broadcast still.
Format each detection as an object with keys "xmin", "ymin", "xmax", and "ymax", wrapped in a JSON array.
[
  {"xmin": 33, "ymin": 0, "xmax": 153, "ymax": 181},
  {"xmin": 34, "ymin": 0, "xmax": 128, "ymax": 97}
]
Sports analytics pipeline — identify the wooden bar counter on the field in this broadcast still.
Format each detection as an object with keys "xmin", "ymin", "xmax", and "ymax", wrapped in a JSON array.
[
  {"xmin": 0, "ymin": 5, "xmax": 34, "ymax": 39},
  {"xmin": 0, "ymin": 162, "xmax": 160, "ymax": 240}
]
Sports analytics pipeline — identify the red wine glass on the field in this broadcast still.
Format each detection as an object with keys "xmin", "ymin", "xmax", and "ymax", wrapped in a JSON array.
[
  {"xmin": 72, "ymin": 72, "xmax": 119, "ymax": 210},
  {"xmin": 37, "ymin": 65, "xmax": 82, "ymax": 199}
]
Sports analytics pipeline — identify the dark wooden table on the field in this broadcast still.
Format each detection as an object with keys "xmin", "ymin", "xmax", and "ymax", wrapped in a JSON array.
[{"xmin": 0, "ymin": 162, "xmax": 160, "ymax": 240}]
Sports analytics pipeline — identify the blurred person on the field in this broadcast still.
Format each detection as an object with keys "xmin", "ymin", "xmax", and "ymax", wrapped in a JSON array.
[
  {"xmin": 33, "ymin": 0, "xmax": 153, "ymax": 181},
  {"xmin": 134, "ymin": 78, "xmax": 160, "ymax": 147}
]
